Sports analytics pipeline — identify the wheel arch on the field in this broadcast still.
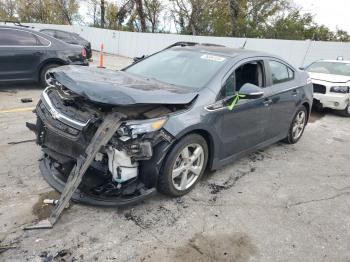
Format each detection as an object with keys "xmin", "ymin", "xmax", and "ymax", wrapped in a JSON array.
[
  {"xmin": 174, "ymin": 128, "xmax": 216, "ymax": 171},
  {"xmin": 37, "ymin": 59, "xmax": 67, "ymax": 81},
  {"xmin": 302, "ymin": 101, "xmax": 311, "ymax": 123}
]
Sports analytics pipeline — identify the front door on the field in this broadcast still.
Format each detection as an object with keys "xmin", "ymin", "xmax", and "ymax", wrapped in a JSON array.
[{"xmin": 218, "ymin": 59, "xmax": 270, "ymax": 159}]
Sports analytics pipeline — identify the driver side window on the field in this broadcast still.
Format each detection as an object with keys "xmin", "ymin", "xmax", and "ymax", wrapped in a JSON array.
[{"xmin": 222, "ymin": 60, "xmax": 265, "ymax": 98}]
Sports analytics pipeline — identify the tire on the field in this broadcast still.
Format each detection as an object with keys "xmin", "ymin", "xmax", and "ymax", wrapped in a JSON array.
[
  {"xmin": 284, "ymin": 105, "xmax": 308, "ymax": 144},
  {"xmin": 340, "ymin": 104, "xmax": 350, "ymax": 117},
  {"xmin": 312, "ymin": 99, "xmax": 324, "ymax": 112},
  {"xmin": 39, "ymin": 63, "xmax": 61, "ymax": 88},
  {"xmin": 157, "ymin": 134, "xmax": 208, "ymax": 197}
]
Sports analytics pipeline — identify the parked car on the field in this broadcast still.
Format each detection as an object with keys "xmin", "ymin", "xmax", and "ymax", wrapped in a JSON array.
[
  {"xmin": 28, "ymin": 42, "xmax": 313, "ymax": 207},
  {"xmin": 0, "ymin": 25, "xmax": 89, "ymax": 87},
  {"xmin": 39, "ymin": 28, "xmax": 92, "ymax": 59},
  {"xmin": 306, "ymin": 60, "xmax": 350, "ymax": 117}
]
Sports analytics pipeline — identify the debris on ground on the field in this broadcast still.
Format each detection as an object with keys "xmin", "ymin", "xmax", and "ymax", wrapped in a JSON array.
[
  {"xmin": 20, "ymin": 98, "xmax": 33, "ymax": 103},
  {"xmin": 0, "ymin": 244, "xmax": 17, "ymax": 254},
  {"xmin": 208, "ymin": 168, "xmax": 253, "ymax": 195},
  {"xmin": 32, "ymin": 191, "xmax": 61, "ymax": 220},
  {"xmin": 54, "ymin": 249, "xmax": 72, "ymax": 260}
]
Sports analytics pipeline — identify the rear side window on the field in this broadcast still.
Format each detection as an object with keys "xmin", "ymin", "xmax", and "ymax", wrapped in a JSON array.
[
  {"xmin": 41, "ymin": 29, "xmax": 55, "ymax": 37},
  {"xmin": 0, "ymin": 28, "xmax": 50, "ymax": 46},
  {"xmin": 268, "ymin": 60, "xmax": 294, "ymax": 85},
  {"xmin": 55, "ymin": 31, "xmax": 73, "ymax": 41}
]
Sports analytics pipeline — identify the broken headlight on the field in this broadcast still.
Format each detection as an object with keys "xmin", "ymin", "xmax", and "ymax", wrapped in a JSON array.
[
  {"xmin": 121, "ymin": 117, "xmax": 168, "ymax": 136},
  {"xmin": 330, "ymin": 86, "xmax": 349, "ymax": 93}
]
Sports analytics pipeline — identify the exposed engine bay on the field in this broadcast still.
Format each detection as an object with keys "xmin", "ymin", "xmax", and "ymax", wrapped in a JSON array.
[{"xmin": 28, "ymin": 82, "xmax": 191, "ymax": 207}]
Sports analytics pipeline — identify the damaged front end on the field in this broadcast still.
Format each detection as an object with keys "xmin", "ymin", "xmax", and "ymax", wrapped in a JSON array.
[{"xmin": 29, "ymin": 82, "xmax": 182, "ymax": 207}]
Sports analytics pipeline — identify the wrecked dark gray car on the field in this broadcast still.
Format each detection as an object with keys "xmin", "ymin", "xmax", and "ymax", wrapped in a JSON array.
[{"xmin": 29, "ymin": 43, "xmax": 313, "ymax": 207}]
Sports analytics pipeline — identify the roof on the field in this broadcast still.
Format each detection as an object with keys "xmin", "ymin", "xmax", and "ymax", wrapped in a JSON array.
[
  {"xmin": 318, "ymin": 59, "xmax": 350, "ymax": 64},
  {"xmin": 0, "ymin": 24, "xmax": 37, "ymax": 32},
  {"xmin": 168, "ymin": 42, "xmax": 269, "ymax": 58}
]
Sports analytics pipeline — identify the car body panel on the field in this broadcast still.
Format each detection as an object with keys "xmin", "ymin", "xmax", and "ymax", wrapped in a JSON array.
[
  {"xmin": 160, "ymin": 48, "xmax": 313, "ymax": 170},
  {"xmin": 0, "ymin": 26, "xmax": 88, "ymax": 83},
  {"xmin": 51, "ymin": 65, "xmax": 198, "ymax": 105},
  {"xmin": 28, "ymin": 44, "xmax": 313, "ymax": 205},
  {"xmin": 308, "ymin": 71, "xmax": 350, "ymax": 111},
  {"xmin": 40, "ymin": 29, "xmax": 92, "ymax": 59}
]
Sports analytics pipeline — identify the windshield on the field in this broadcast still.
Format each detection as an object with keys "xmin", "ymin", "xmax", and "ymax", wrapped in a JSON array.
[
  {"xmin": 307, "ymin": 61, "xmax": 350, "ymax": 77},
  {"xmin": 125, "ymin": 50, "xmax": 228, "ymax": 89}
]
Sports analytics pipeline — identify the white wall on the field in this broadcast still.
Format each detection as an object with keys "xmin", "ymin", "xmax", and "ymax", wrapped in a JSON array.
[{"xmin": 24, "ymin": 23, "xmax": 350, "ymax": 67}]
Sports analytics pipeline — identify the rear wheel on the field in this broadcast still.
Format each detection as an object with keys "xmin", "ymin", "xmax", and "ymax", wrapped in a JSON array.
[
  {"xmin": 284, "ymin": 106, "xmax": 307, "ymax": 144},
  {"xmin": 39, "ymin": 63, "xmax": 61, "ymax": 88},
  {"xmin": 158, "ymin": 134, "xmax": 208, "ymax": 197}
]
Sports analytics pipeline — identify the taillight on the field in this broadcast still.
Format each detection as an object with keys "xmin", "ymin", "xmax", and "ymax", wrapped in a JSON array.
[{"xmin": 82, "ymin": 48, "xmax": 87, "ymax": 58}]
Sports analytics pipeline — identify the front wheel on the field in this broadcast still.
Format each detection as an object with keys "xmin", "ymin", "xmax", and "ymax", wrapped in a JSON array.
[
  {"xmin": 340, "ymin": 104, "xmax": 350, "ymax": 117},
  {"xmin": 158, "ymin": 134, "xmax": 208, "ymax": 197},
  {"xmin": 284, "ymin": 106, "xmax": 307, "ymax": 144}
]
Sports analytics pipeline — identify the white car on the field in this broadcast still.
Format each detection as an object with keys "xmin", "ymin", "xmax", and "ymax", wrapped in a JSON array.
[{"xmin": 306, "ymin": 60, "xmax": 350, "ymax": 117}]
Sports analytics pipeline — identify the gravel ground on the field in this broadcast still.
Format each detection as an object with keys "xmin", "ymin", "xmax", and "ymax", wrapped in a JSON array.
[{"xmin": 0, "ymin": 53, "xmax": 349, "ymax": 262}]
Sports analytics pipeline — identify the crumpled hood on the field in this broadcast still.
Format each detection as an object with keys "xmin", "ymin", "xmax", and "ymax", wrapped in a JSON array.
[
  {"xmin": 308, "ymin": 72, "xmax": 350, "ymax": 84},
  {"xmin": 51, "ymin": 65, "xmax": 198, "ymax": 106}
]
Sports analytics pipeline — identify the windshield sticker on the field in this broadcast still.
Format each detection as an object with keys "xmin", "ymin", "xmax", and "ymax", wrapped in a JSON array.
[{"xmin": 200, "ymin": 54, "xmax": 226, "ymax": 62}]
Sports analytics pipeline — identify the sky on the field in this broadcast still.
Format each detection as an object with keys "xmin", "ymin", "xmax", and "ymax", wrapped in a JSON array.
[{"xmin": 294, "ymin": 0, "xmax": 350, "ymax": 32}]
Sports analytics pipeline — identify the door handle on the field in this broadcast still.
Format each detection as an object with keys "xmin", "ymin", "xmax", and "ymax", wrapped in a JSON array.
[{"xmin": 263, "ymin": 98, "xmax": 273, "ymax": 106}]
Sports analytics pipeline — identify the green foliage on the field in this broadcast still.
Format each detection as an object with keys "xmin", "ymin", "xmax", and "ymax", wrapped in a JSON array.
[
  {"xmin": 0, "ymin": 0, "xmax": 349, "ymax": 41},
  {"xmin": 0, "ymin": 0, "xmax": 80, "ymax": 25}
]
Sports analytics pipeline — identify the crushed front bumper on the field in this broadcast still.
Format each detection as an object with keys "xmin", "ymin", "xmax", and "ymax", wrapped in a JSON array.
[{"xmin": 40, "ymin": 156, "xmax": 156, "ymax": 207}]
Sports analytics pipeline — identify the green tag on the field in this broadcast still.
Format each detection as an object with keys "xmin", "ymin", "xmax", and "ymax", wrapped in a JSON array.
[{"xmin": 227, "ymin": 94, "xmax": 246, "ymax": 111}]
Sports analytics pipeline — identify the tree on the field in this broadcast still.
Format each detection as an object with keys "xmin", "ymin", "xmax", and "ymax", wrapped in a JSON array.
[
  {"xmin": 54, "ymin": 0, "xmax": 80, "ymax": 25},
  {"xmin": 100, "ymin": 0, "xmax": 105, "ymax": 28},
  {"xmin": 0, "ymin": 0, "xmax": 17, "ymax": 20},
  {"xmin": 14, "ymin": 0, "xmax": 80, "ymax": 24},
  {"xmin": 135, "ymin": 0, "xmax": 147, "ymax": 32},
  {"xmin": 228, "ymin": 0, "xmax": 243, "ymax": 36},
  {"xmin": 170, "ymin": 0, "xmax": 216, "ymax": 35},
  {"xmin": 87, "ymin": 0, "xmax": 99, "ymax": 26},
  {"xmin": 144, "ymin": 0, "xmax": 163, "ymax": 33},
  {"xmin": 335, "ymin": 29, "xmax": 350, "ymax": 42}
]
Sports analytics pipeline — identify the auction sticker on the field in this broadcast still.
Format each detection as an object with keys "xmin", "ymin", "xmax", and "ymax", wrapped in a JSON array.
[{"xmin": 200, "ymin": 54, "xmax": 226, "ymax": 62}]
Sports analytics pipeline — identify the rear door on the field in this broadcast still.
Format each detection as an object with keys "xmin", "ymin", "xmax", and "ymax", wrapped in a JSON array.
[
  {"xmin": 218, "ymin": 58, "xmax": 270, "ymax": 159},
  {"xmin": 0, "ymin": 28, "xmax": 50, "ymax": 81},
  {"xmin": 264, "ymin": 59, "xmax": 301, "ymax": 139}
]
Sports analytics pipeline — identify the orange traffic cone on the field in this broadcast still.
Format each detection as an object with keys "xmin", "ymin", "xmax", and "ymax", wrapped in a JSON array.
[{"xmin": 98, "ymin": 43, "xmax": 105, "ymax": 68}]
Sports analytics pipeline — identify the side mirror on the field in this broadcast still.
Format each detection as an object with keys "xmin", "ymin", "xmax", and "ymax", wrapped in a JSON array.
[
  {"xmin": 299, "ymin": 66, "xmax": 305, "ymax": 70},
  {"xmin": 239, "ymin": 83, "xmax": 264, "ymax": 99}
]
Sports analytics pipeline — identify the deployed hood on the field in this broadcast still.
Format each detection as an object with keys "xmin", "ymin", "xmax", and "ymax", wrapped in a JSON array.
[
  {"xmin": 308, "ymin": 72, "xmax": 350, "ymax": 84},
  {"xmin": 51, "ymin": 65, "xmax": 198, "ymax": 106}
]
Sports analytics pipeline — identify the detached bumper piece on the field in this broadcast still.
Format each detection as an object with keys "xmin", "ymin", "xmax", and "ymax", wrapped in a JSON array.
[{"xmin": 24, "ymin": 112, "xmax": 144, "ymax": 230}]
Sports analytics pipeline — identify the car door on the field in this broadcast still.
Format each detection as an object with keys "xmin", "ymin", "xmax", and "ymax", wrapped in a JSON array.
[
  {"xmin": 215, "ymin": 59, "xmax": 270, "ymax": 159},
  {"xmin": 0, "ymin": 28, "xmax": 50, "ymax": 81},
  {"xmin": 264, "ymin": 59, "xmax": 301, "ymax": 139}
]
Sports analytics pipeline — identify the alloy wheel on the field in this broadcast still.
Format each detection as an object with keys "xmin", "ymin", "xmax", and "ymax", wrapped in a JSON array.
[
  {"xmin": 45, "ymin": 71, "xmax": 54, "ymax": 86},
  {"xmin": 171, "ymin": 143, "xmax": 205, "ymax": 191},
  {"xmin": 292, "ymin": 111, "xmax": 306, "ymax": 140}
]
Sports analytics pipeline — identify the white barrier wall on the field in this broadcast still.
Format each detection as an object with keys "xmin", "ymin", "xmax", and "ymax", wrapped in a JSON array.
[{"xmin": 24, "ymin": 23, "xmax": 350, "ymax": 67}]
